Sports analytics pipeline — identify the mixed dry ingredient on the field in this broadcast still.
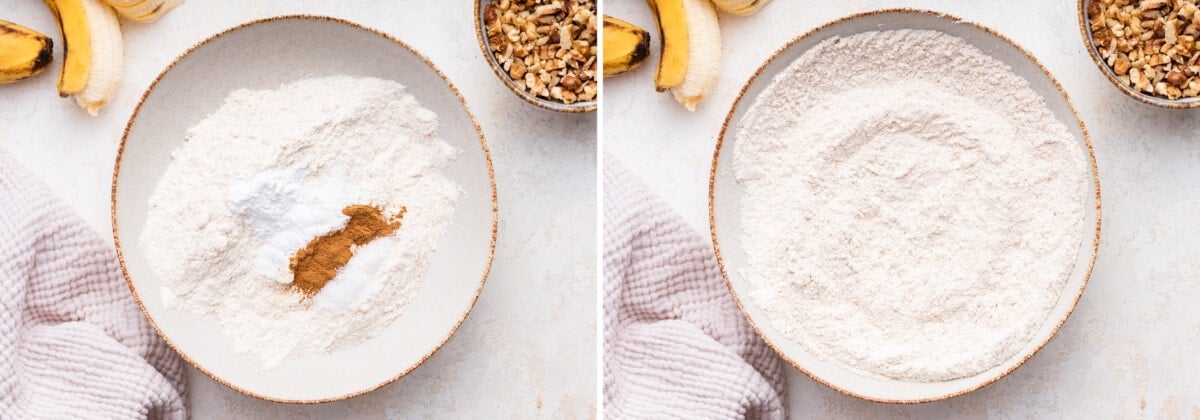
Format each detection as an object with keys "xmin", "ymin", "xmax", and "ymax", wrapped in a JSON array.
[
  {"xmin": 1089, "ymin": 0, "xmax": 1200, "ymax": 99},
  {"xmin": 141, "ymin": 76, "xmax": 461, "ymax": 368},
  {"xmin": 483, "ymin": 0, "xmax": 598, "ymax": 104},
  {"xmin": 290, "ymin": 205, "xmax": 406, "ymax": 296},
  {"xmin": 734, "ymin": 30, "xmax": 1089, "ymax": 382}
]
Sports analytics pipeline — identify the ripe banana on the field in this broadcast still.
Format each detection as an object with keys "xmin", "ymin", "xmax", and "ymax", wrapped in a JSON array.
[
  {"xmin": 710, "ymin": 0, "xmax": 771, "ymax": 15},
  {"xmin": 101, "ymin": 0, "xmax": 181, "ymax": 22},
  {"xmin": 0, "ymin": 20, "xmax": 54, "ymax": 84},
  {"xmin": 645, "ymin": 0, "xmax": 687, "ymax": 90},
  {"xmin": 603, "ymin": 16, "xmax": 651, "ymax": 77},
  {"xmin": 646, "ymin": 0, "xmax": 720, "ymax": 111},
  {"xmin": 46, "ymin": 0, "xmax": 123, "ymax": 115}
]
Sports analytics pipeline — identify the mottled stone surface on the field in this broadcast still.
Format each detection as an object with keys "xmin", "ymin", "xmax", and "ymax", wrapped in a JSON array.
[
  {"xmin": 0, "ymin": 1, "xmax": 596, "ymax": 418},
  {"xmin": 605, "ymin": 0, "xmax": 1199, "ymax": 417}
]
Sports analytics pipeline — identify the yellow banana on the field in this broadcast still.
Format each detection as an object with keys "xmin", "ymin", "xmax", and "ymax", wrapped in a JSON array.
[
  {"xmin": 710, "ymin": 0, "xmax": 771, "ymax": 15},
  {"xmin": 46, "ymin": 0, "xmax": 123, "ymax": 115},
  {"xmin": 603, "ymin": 16, "xmax": 650, "ymax": 77},
  {"xmin": 0, "ymin": 20, "xmax": 54, "ymax": 84},
  {"xmin": 646, "ymin": 0, "xmax": 720, "ymax": 110},
  {"xmin": 645, "ymin": 0, "xmax": 688, "ymax": 90},
  {"xmin": 101, "ymin": 0, "xmax": 181, "ymax": 22},
  {"xmin": 44, "ymin": 0, "xmax": 89, "ymax": 95}
]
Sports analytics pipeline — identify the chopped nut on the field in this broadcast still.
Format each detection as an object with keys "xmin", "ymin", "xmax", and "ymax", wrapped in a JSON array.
[
  {"xmin": 559, "ymin": 24, "xmax": 573, "ymax": 50},
  {"xmin": 1143, "ymin": 0, "xmax": 1171, "ymax": 10},
  {"xmin": 1167, "ymin": 69, "xmax": 1187, "ymax": 85},
  {"xmin": 1089, "ymin": 0, "xmax": 1200, "ymax": 100},
  {"xmin": 1115, "ymin": 55, "xmax": 1133, "ymax": 74},
  {"xmin": 483, "ymin": 0, "xmax": 597, "ymax": 105},
  {"xmin": 560, "ymin": 74, "xmax": 581, "ymax": 91},
  {"xmin": 484, "ymin": 4, "xmax": 499, "ymax": 24},
  {"xmin": 1168, "ymin": 84, "xmax": 1184, "ymax": 98},
  {"xmin": 509, "ymin": 60, "xmax": 527, "ymax": 79}
]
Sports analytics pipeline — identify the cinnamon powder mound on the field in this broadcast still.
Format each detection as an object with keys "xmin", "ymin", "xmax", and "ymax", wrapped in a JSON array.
[{"xmin": 290, "ymin": 205, "xmax": 406, "ymax": 296}]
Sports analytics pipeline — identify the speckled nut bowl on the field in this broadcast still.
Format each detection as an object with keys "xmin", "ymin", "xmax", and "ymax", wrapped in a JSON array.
[
  {"xmin": 1079, "ymin": 0, "xmax": 1200, "ymax": 108},
  {"xmin": 474, "ymin": 0, "xmax": 598, "ymax": 113}
]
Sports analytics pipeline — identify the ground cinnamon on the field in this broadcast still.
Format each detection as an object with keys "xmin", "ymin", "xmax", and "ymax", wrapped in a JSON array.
[{"xmin": 290, "ymin": 204, "xmax": 406, "ymax": 296}]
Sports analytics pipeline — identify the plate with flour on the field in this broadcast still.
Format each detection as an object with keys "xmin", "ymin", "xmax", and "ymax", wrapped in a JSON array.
[
  {"xmin": 112, "ymin": 16, "xmax": 497, "ymax": 402},
  {"xmin": 709, "ymin": 9, "xmax": 1101, "ymax": 403}
]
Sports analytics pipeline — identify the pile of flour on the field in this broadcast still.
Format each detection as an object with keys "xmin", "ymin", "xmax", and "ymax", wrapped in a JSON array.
[
  {"xmin": 733, "ymin": 30, "xmax": 1088, "ymax": 382},
  {"xmin": 140, "ymin": 76, "xmax": 461, "ymax": 369}
]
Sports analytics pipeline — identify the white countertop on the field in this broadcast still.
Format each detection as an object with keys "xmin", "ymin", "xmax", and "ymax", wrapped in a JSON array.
[
  {"xmin": 605, "ymin": 0, "xmax": 1200, "ymax": 417},
  {"xmin": 0, "ymin": 1, "xmax": 596, "ymax": 418}
]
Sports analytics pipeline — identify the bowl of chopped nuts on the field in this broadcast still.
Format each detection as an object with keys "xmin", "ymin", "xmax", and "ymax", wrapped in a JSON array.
[
  {"xmin": 1081, "ymin": 0, "xmax": 1200, "ymax": 108},
  {"xmin": 475, "ymin": 0, "xmax": 598, "ymax": 112}
]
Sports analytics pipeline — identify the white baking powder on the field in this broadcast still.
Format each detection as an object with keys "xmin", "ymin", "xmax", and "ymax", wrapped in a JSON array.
[
  {"xmin": 140, "ymin": 76, "xmax": 461, "ymax": 369},
  {"xmin": 734, "ymin": 30, "xmax": 1088, "ymax": 382},
  {"xmin": 226, "ymin": 167, "xmax": 363, "ymax": 283}
]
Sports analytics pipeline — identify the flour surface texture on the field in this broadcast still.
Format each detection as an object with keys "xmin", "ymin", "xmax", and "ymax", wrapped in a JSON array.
[
  {"xmin": 140, "ymin": 76, "xmax": 461, "ymax": 369},
  {"xmin": 733, "ymin": 30, "xmax": 1088, "ymax": 382}
]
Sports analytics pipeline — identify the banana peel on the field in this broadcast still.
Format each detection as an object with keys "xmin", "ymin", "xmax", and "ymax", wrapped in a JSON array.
[
  {"xmin": 646, "ymin": 0, "xmax": 720, "ymax": 110},
  {"xmin": 0, "ymin": 20, "xmax": 54, "ymax": 84},
  {"xmin": 711, "ymin": 0, "xmax": 772, "ymax": 15},
  {"xmin": 101, "ymin": 0, "xmax": 181, "ymax": 22},
  {"xmin": 45, "ymin": 0, "xmax": 123, "ymax": 115},
  {"xmin": 603, "ymin": 16, "xmax": 651, "ymax": 77}
]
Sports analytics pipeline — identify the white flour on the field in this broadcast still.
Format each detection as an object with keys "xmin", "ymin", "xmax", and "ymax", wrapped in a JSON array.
[
  {"xmin": 734, "ymin": 30, "xmax": 1088, "ymax": 382},
  {"xmin": 140, "ymin": 76, "xmax": 461, "ymax": 369}
]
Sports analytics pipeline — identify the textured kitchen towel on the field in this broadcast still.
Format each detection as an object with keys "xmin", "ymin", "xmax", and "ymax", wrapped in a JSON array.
[
  {"xmin": 603, "ymin": 157, "xmax": 785, "ymax": 419},
  {"xmin": 0, "ymin": 150, "xmax": 186, "ymax": 419}
]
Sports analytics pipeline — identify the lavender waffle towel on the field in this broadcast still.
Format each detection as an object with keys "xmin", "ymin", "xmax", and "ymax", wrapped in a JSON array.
[
  {"xmin": 0, "ymin": 150, "xmax": 186, "ymax": 419},
  {"xmin": 603, "ymin": 157, "xmax": 785, "ymax": 419}
]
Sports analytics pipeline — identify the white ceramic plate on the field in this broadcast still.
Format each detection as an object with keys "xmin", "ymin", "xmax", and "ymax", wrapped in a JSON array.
[
  {"xmin": 112, "ymin": 15, "xmax": 497, "ymax": 403},
  {"xmin": 709, "ymin": 9, "xmax": 1101, "ymax": 403}
]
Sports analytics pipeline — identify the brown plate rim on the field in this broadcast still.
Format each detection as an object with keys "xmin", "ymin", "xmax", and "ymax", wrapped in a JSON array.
[
  {"xmin": 110, "ymin": 14, "xmax": 500, "ymax": 404},
  {"xmin": 708, "ymin": 7, "xmax": 1103, "ymax": 404}
]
